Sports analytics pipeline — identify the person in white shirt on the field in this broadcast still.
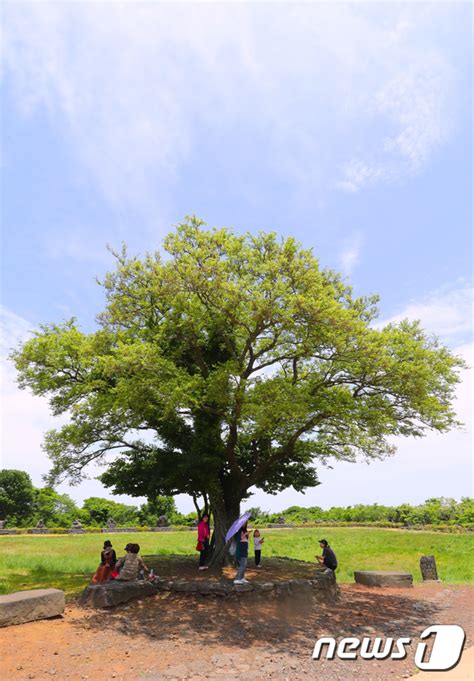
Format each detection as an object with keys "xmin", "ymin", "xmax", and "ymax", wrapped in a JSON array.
[{"xmin": 253, "ymin": 529, "xmax": 264, "ymax": 568}]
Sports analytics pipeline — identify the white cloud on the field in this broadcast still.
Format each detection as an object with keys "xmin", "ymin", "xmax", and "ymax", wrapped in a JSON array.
[
  {"xmin": 1, "ymin": 3, "xmax": 461, "ymax": 209},
  {"xmin": 0, "ymin": 307, "xmax": 144, "ymax": 505},
  {"xmin": 338, "ymin": 234, "xmax": 363, "ymax": 276},
  {"xmin": 379, "ymin": 282, "xmax": 473, "ymax": 345}
]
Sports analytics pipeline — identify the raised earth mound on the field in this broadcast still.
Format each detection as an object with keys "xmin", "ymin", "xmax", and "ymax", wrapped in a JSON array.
[{"xmin": 80, "ymin": 555, "xmax": 338, "ymax": 607}]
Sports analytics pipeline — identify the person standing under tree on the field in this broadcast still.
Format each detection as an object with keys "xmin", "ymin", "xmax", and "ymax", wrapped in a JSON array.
[
  {"xmin": 234, "ymin": 523, "xmax": 249, "ymax": 584},
  {"xmin": 197, "ymin": 513, "xmax": 210, "ymax": 570},
  {"xmin": 316, "ymin": 539, "xmax": 337, "ymax": 573},
  {"xmin": 253, "ymin": 529, "xmax": 264, "ymax": 568}
]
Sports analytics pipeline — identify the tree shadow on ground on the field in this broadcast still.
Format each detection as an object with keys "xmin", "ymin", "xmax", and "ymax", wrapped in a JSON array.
[
  {"xmin": 72, "ymin": 585, "xmax": 441, "ymax": 655},
  {"xmin": 143, "ymin": 554, "xmax": 320, "ymax": 582}
]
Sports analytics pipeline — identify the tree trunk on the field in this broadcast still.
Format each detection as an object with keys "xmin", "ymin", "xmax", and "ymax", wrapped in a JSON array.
[{"xmin": 208, "ymin": 491, "xmax": 241, "ymax": 567}]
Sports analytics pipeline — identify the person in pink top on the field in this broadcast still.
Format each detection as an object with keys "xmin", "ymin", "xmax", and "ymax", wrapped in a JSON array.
[{"xmin": 197, "ymin": 513, "xmax": 210, "ymax": 570}]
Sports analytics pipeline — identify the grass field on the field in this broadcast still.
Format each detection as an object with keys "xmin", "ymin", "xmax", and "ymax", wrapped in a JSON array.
[{"xmin": 0, "ymin": 527, "xmax": 472, "ymax": 597}]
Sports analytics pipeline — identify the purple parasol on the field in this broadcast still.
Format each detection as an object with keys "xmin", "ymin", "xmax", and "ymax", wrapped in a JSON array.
[{"xmin": 225, "ymin": 512, "xmax": 251, "ymax": 543}]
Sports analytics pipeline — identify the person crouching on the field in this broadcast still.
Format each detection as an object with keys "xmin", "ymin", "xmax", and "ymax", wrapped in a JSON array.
[{"xmin": 115, "ymin": 543, "xmax": 149, "ymax": 581}]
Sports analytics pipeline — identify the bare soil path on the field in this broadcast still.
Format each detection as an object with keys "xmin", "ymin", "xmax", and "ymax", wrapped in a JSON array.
[{"xmin": 1, "ymin": 582, "xmax": 473, "ymax": 681}]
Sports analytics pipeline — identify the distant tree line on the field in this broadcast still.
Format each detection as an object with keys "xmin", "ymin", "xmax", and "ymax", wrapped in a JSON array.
[
  {"xmin": 246, "ymin": 498, "xmax": 474, "ymax": 529},
  {"xmin": 0, "ymin": 469, "xmax": 188, "ymax": 528},
  {"xmin": 1, "ymin": 469, "xmax": 472, "ymax": 530}
]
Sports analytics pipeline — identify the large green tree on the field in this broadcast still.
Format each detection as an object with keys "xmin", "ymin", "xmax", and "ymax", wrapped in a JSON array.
[
  {"xmin": 12, "ymin": 218, "xmax": 463, "ymax": 562},
  {"xmin": 0, "ymin": 469, "xmax": 35, "ymax": 525},
  {"xmin": 32, "ymin": 487, "xmax": 78, "ymax": 527}
]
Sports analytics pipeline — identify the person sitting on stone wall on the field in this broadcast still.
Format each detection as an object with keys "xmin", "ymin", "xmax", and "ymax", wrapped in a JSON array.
[
  {"xmin": 114, "ymin": 543, "xmax": 149, "ymax": 581},
  {"xmin": 91, "ymin": 540, "xmax": 117, "ymax": 583}
]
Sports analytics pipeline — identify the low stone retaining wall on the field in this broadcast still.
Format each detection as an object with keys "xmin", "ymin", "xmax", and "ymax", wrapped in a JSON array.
[
  {"xmin": 101, "ymin": 527, "xmax": 138, "ymax": 533},
  {"xmin": 155, "ymin": 570, "xmax": 338, "ymax": 599},
  {"xmin": 79, "ymin": 570, "xmax": 337, "ymax": 608}
]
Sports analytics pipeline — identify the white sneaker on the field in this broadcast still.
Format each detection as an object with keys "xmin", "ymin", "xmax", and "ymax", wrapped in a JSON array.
[
  {"xmin": 233, "ymin": 579, "xmax": 244, "ymax": 585},
  {"xmin": 241, "ymin": 578, "xmax": 250, "ymax": 583},
  {"xmin": 198, "ymin": 566, "xmax": 207, "ymax": 570}
]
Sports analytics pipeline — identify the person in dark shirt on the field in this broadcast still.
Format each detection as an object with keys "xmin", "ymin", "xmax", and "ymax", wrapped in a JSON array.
[
  {"xmin": 233, "ymin": 523, "xmax": 249, "ymax": 584},
  {"xmin": 316, "ymin": 539, "xmax": 337, "ymax": 571},
  {"xmin": 101, "ymin": 540, "xmax": 117, "ymax": 568}
]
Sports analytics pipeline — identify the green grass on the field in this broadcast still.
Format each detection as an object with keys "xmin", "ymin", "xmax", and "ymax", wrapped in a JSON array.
[{"xmin": 0, "ymin": 527, "xmax": 472, "ymax": 598}]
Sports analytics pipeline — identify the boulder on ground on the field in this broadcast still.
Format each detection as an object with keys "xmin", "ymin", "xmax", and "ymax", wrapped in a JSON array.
[
  {"xmin": 0, "ymin": 588, "xmax": 65, "ymax": 627},
  {"xmin": 79, "ymin": 580, "xmax": 156, "ymax": 608},
  {"xmin": 354, "ymin": 570, "xmax": 413, "ymax": 587}
]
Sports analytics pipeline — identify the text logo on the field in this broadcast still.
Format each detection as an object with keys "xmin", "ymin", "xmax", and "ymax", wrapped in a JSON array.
[{"xmin": 312, "ymin": 624, "xmax": 465, "ymax": 671}]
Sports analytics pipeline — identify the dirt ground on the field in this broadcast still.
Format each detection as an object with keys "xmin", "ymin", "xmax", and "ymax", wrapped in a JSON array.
[
  {"xmin": 143, "ymin": 555, "xmax": 321, "ymax": 582},
  {"xmin": 1, "ymin": 582, "xmax": 473, "ymax": 681}
]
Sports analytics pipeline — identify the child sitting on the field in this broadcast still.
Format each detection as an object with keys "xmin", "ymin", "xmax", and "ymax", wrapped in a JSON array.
[
  {"xmin": 115, "ymin": 543, "xmax": 149, "ymax": 581},
  {"xmin": 253, "ymin": 529, "xmax": 264, "ymax": 568}
]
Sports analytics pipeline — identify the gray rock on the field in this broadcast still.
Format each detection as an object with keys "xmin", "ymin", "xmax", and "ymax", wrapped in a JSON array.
[
  {"xmin": 289, "ymin": 579, "xmax": 313, "ymax": 594},
  {"xmin": 275, "ymin": 581, "xmax": 291, "ymax": 596},
  {"xmin": 420, "ymin": 555, "xmax": 439, "ymax": 581},
  {"xmin": 198, "ymin": 582, "xmax": 231, "ymax": 595},
  {"xmin": 232, "ymin": 582, "xmax": 254, "ymax": 592},
  {"xmin": 79, "ymin": 580, "xmax": 156, "ymax": 608},
  {"xmin": 169, "ymin": 580, "xmax": 198, "ymax": 593},
  {"xmin": 0, "ymin": 588, "xmax": 65, "ymax": 627}
]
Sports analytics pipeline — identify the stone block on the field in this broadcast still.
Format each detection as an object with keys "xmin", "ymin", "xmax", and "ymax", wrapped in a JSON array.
[
  {"xmin": 198, "ymin": 581, "xmax": 231, "ymax": 595},
  {"xmin": 354, "ymin": 571, "xmax": 413, "ymax": 587},
  {"xmin": 420, "ymin": 555, "xmax": 439, "ymax": 581},
  {"xmin": 232, "ymin": 582, "xmax": 254, "ymax": 592},
  {"xmin": 275, "ymin": 581, "xmax": 291, "ymax": 596},
  {"xmin": 79, "ymin": 580, "xmax": 156, "ymax": 608},
  {"xmin": 170, "ymin": 580, "xmax": 199, "ymax": 593},
  {"xmin": 254, "ymin": 581, "xmax": 274, "ymax": 592},
  {"xmin": 0, "ymin": 588, "xmax": 65, "ymax": 627},
  {"xmin": 289, "ymin": 578, "xmax": 313, "ymax": 594}
]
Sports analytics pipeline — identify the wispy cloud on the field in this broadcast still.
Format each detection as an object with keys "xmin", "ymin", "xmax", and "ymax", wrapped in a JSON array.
[
  {"xmin": 378, "ymin": 282, "xmax": 473, "ymax": 345},
  {"xmin": 0, "ymin": 306, "xmax": 144, "ymax": 503},
  {"xmin": 2, "ymin": 3, "xmax": 461, "ymax": 210},
  {"xmin": 338, "ymin": 234, "xmax": 363, "ymax": 276}
]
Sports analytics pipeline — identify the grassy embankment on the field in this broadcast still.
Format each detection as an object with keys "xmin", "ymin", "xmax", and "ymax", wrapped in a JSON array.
[{"xmin": 0, "ymin": 527, "xmax": 472, "ymax": 597}]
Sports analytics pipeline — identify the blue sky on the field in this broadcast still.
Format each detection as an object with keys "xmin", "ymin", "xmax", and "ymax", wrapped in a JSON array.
[{"xmin": 1, "ymin": 2, "xmax": 472, "ymax": 513}]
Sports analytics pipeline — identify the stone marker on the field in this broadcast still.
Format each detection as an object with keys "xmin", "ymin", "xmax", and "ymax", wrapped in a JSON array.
[
  {"xmin": 152, "ymin": 514, "xmax": 173, "ymax": 531},
  {"xmin": 0, "ymin": 520, "xmax": 16, "ymax": 535},
  {"xmin": 68, "ymin": 518, "xmax": 86, "ymax": 534},
  {"xmin": 101, "ymin": 517, "xmax": 137, "ymax": 533},
  {"xmin": 420, "ymin": 555, "xmax": 439, "ymax": 581},
  {"xmin": 354, "ymin": 570, "xmax": 413, "ymax": 587},
  {"xmin": 29, "ymin": 519, "xmax": 48, "ymax": 534},
  {"xmin": 268, "ymin": 516, "xmax": 294, "ymax": 528},
  {"xmin": 0, "ymin": 588, "xmax": 65, "ymax": 627},
  {"xmin": 79, "ymin": 580, "xmax": 156, "ymax": 608}
]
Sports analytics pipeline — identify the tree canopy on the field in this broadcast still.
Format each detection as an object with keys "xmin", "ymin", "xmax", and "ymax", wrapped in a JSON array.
[
  {"xmin": 12, "ymin": 217, "xmax": 464, "ymax": 561},
  {"xmin": 0, "ymin": 469, "xmax": 35, "ymax": 523}
]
